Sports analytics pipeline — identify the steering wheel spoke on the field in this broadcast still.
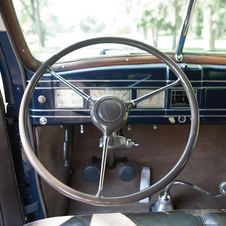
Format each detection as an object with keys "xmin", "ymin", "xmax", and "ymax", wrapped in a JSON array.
[
  {"xmin": 48, "ymin": 68, "xmax": 93, "ymax": 102},
  {"xmin": 96, "ymin": 135, "xmax": 110, "ymax": 197},
  {"xmin": 130, "ymin": 79, "xmax": 181, "ymax": 107}
]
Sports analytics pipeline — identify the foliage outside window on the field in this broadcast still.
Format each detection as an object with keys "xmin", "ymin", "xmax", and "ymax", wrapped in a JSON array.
[{"xmin": 13, "ymin": 0, "xmax": 226, "ymax": 62}]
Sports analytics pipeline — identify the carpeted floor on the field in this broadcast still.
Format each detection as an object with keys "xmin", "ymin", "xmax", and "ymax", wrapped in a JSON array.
[{"xmin": 66, "ymin": 124, "xmax": 226, "ymax": 215}]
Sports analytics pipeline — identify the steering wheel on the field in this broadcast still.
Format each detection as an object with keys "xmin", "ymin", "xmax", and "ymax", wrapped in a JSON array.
[{"xmin": 19, "ymin": 37, "xmax": 199, "ymax": 206}]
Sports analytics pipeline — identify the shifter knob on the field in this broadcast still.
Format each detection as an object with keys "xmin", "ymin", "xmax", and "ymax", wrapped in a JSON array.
[{"xmin": 219, "ymin": 181, "xmax": 226, "ymax": 196}]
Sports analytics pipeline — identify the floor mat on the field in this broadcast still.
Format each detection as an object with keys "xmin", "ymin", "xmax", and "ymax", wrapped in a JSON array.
[{"xmin": 67, "ymin": 124, "xmax": 226, "ymax": 215}]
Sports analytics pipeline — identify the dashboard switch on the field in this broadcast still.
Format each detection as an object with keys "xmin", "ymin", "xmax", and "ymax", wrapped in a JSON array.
[{"xmin": 169, "ymin": 117, "xmax": 175, "ymax": 124}]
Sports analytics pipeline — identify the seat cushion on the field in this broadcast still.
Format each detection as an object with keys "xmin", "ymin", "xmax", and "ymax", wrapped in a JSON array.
[{"xmin": 24, "ymin": 209, "xmax": 226, "ymax": 226}]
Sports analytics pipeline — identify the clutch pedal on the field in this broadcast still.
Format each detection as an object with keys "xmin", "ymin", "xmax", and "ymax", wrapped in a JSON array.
[{"xmin": 139, "ymin": 167, "xmax": 151, "ymax": 203}]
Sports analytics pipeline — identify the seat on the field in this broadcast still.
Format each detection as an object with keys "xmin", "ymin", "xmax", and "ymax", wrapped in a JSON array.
[{"xmin": 24, "ymin": 209, "xmax": 226, "ymax": 226}]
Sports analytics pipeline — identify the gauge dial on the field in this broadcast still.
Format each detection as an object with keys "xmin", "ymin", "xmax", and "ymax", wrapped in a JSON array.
[
  {"xmin": 89, "ymin": 89, "xmax": 131, "ymax": 102},
  {"xmin": 55, "ymin": 89, "xmax": 84, "ymax": 108},
  {"xmin": 137, "ymin": 89, "xmax": 165, "ymax": 108}
]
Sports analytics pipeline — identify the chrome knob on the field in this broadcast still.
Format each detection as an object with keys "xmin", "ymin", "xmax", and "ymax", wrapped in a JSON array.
[
  {"xmin": 169, "ymin": 117, "xmax": 175, "ymax": 124},
  {"xmin": 39, "ymin": 117, "xmax": 47, "ymax": 125},
  {"xmin": 219, "ymin": 181, "xmax": 226, "ymax": 196},
  {"xmin": 38, "ymin": 95, "xmax": 46, "ymax": 104}
]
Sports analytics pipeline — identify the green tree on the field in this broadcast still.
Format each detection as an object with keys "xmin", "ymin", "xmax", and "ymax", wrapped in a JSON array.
[
  {"xmin": 79, "ymin": 16, "xmax": 105, "ymax": 34},
  {"xmin": 20, "ymin": 0, "xmax": 46, "ymax": 47},
  {"xmin": 163, "ymin": 0, "xmax": 186, "ymax": 50},
  {"xmin": 191, "ymin": 0, "xmax": 226, "ymax": 51},
  {"xmin": 125, "ymin": 0, "xmax": 186, "ymax": 50}
]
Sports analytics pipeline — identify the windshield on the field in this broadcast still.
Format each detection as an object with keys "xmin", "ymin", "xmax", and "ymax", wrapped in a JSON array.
[{"xmin": 12, "ymin": 0, "xmax": 226, "ymax": 62}]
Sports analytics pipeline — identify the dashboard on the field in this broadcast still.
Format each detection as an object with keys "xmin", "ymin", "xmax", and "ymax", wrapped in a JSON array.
[{"xmin": 27, "ymin": 63, "xmax": 226, "ymax": 125}]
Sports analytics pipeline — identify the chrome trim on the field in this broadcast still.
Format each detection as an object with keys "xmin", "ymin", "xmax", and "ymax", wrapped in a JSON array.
[
  {"xmin": 34, "ymin": 86, "xmax": 175, "ymax": 90},
  {"xmin": 30, "ymin": 115, "xmax": 90, "ymax": 118},
  {"xmin": 30, "ymin": 114, "xmax": 226, "ymax": 119},
  {"xmin": 29, "ymin": 79, "xmax": 212, "ymax": 83},
  {"xmin": 133, "ymin": 108, "xmax": 166, "ymax": 111},
  {"xmin": 29, "ymin": 108, "xmax": 191, "ymax": 112},
  {"xmin": 201, "ymin": 87, "xmax": 226, "ymax": 89},
  {"xmin": 203, "ymin": 80, "xmax": 226, "ymax": 83},
  {"xmin": 29, "ymin": 108, "xmax": 226, "ymax": 112},
  {"xmin": 200, "ymin": 109, "xmax": 226, "ymax": 111},
  {"xmin": 29, "ymin": 79, "xmax": 168, "ymax": 83},
  {"xmin": 175, "ymin": 0, "xmax": 196, "ymax": 62},
  {"xmin": 30, "ymin": 109, "xmax": 90, "ymax": 112},
  {"xmin": 30, "ymin": 115, "xmax": 185, "ymax": 118}
]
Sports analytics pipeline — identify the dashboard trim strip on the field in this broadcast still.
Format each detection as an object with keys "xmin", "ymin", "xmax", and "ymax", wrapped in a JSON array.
[
  {"xmin": 29, "ymin": 108, "xmax": 226, "ymax": 112},
  {"xmin": 29, "ymin": 115, "xmax": 226, "ymax": 118},
  {"xmin": 34, "ymin": 86, "xmax": 202, "ymax": 90},
  {"xmin": 28, "ymin": 79, "xmax": 226, "ymax": 83}
]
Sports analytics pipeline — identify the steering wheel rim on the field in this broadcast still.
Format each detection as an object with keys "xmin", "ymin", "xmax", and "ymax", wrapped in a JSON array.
[{"xmin": 19, "ymin": 37, "xmax": 199, "ymax": 206}]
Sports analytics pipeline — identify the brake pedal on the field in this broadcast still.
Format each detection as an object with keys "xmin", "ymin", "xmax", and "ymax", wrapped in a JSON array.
[{"xmin": 139, "ymin": 167, "xmax": 151, "ymax": 203}]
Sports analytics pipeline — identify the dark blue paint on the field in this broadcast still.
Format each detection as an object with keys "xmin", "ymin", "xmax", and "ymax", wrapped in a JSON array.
[
  {"xmin": 26, "ymin": 63, "xmax": 226, "ymax": 125},
  {"xmin": 0, "ymin": 32, "xmax": 24, "ymax": 115},
  {"xmin": 0, "ymin": 31, "xmax": 45, "ymax": 220}
]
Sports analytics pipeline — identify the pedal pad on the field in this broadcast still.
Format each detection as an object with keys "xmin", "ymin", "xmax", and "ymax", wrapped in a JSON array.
[
  {"xmin": 139, "ymin": 167, "xmax": 151, "ymax": 203},
  {"xmin": 118, "ymin": 165, "xmax": 136, "ymax": 182},
  {"xmin": 83, "ymin": 165, "xmax": 100, "ymax": 182}
]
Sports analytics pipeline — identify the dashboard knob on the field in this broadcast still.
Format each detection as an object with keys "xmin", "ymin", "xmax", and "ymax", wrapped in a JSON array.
[
  {"xmin": 39, "ymin": 117, "xmax": 47, "ymax": 125},
  {"xmin": 169, "ymin": 117, "xmax": 175, "ymax": 124},
  {"xmin": 38, "ymin": 95, "xmax": 46, "ymax": 104}
]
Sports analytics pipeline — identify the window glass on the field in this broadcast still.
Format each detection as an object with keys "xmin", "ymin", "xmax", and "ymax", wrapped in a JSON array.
[
  {"xmin": 184, "ymin": 0, "xmax": 226, "ymax": 53},
  {"xmin": 12, "ymin": 0, "xmax": 226, "ymax": 62}
]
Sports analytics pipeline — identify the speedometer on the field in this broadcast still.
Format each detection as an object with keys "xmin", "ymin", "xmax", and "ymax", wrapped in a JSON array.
[{"xmin": 89, "ymin": 89, "xmax": 131, "ymax": 102}]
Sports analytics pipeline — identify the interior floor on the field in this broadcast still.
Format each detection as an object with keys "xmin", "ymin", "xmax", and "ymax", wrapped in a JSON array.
[{"xmin": 66, "ymin": 124, "xmax": 226, "ymax": 215}]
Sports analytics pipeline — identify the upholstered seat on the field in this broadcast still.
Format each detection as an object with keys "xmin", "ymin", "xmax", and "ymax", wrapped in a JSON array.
[{"xmin": 25, "ymin": 209, "xmax": 226, "ymax": 226}]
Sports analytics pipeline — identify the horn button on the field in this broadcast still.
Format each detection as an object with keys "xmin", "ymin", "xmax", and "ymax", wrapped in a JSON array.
[{"xmin": 97, "ymin": 99, "xmax": 122, "ymax": 123}]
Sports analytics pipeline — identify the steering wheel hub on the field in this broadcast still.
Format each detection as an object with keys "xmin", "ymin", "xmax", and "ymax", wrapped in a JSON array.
[{"xmin": 97, "ymin": 99, "xmax": 122, "ymax": 123}]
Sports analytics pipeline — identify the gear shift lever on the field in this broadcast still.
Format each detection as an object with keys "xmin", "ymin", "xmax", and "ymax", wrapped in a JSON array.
[{"xmin": 150, "ymin": 180, "xmax": 225, "ymax": 212}]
